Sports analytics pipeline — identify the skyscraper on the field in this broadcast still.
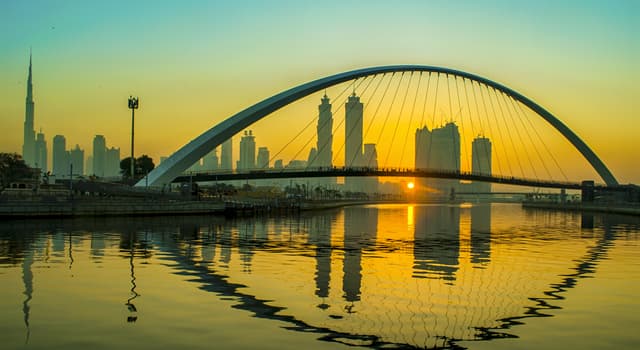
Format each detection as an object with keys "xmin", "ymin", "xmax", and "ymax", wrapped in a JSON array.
[
  {"xmin": 202, "ymin": 148, "xmax": 219, "ymax": 171},
  {"xmin": 345, "ymin": 93, "xmax": 363, "ymax": 168},
  {"xmin": 238, "ymin": 131, "xmax": 256, "ymax": 171},
  {"xmin": 415, "ymin": 122, "xmax": 461, "ymax": 194},
  {"xmin": 52, "ymin": 135, "xmax": 68, "ymax": 177},
  {"xmin": 257, "ymin": 147, "xmax": 270, "ymax": 169},
  {"xmin": 92, "ymin": 135, "xmax": 106, "ymax": 177},
  {"xmin": 316, "ymin": 94, "xmax": 333, "ymax": 168},
  {"xmin": 105, "ymin": 147, "xmax": 121, "ymax": 177},
  {"xmin": 362, "ymin": 143, "xmax": 378, "ymax": 193},
  {"xmin": 22, "ymin": 53, "xmax": 36, "ymax": 166},
  {"xmin": 220, "ymin": 138, "xmax": 233, "ymax": 171},
  {"xmin": 69, "ymin": 145, "xmax": 84, "ymax": 176},
  {"xmin": 345, "ymin": 93, "xmax": 364, "ymax": 192},
  {"xmin": 471, "ymin": 136, "xmax": 492, "ymax": 192},
  {"xmin": 34, "ymin": 131, "xmax": 47, "ymax": 172}
]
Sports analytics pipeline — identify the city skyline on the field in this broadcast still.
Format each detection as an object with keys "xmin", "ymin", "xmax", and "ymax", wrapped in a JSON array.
[{"xmin": 1, "ymin": 1, "xmax": 638, "ymax": 184}]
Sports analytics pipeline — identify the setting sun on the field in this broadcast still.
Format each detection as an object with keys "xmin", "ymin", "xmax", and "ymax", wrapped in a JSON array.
[{"xmin": 407, "ymin": 182, "xmax": 415, "ymax": 190}]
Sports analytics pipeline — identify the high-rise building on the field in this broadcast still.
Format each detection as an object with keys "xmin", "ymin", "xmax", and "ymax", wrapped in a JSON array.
[
  {"xmin": 34, "ymin": 131, "xmax": 47, "ymax": 172},
  {"xmin": 86, "ymin": 155, "xmax": 93, "ymax": 176},
  {"xmin": 345, "ymin": 93, "xmax": 364, "ymax": 167},
  {"xmin": 69, "ymin": 145, "xmax": 84, "ymax": 176},
  {"xmin": 52, "ymin": 135, "xmax": 68, "ymax": 176},
  {"xmin": 220, "ymin": 138, "xmax": 233, "ymax": 171},
  {"xmin": 22, "ymin": 53, "xmax": 36, "ymax": 166},
  {"xmin": 345, "ymin": 93, "xmax": 364, "ymax": 192},
  {"xmin": 257, "ymin": 147, "xmax": 270, "ymax": 169},
  {"xmin": 92, "ymin": 135, "xmax": 106, "ymax": 177},
  {"xmin": 316, "ymin": 94, "xmax": 333, "ymax": 168},
  {"xmin": 415, "ymin": 122, "xmax": 460, "ymax": 194},
  {"xmin": 471, "ymin": 136, "xmax": 492, "ymax": 192},
  {"xmin": 238, "ymin": 131, "xmax": 256, "ymax": 171},
  {"xmin": 202, "ymin": 148, "xmax": 219, "ymax": 171},
  {"xmin": 105, "ymin": 147, "xmax": 120, "ymax": 177},
  {"xmin": 363, "ymin": 143, "xmax": 378, "ymax": 193}
]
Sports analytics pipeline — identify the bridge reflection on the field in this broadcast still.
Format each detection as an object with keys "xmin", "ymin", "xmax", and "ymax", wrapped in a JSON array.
[{"xmin": 1, "ymin": 207, "xmax": 638, "ymax": 349}]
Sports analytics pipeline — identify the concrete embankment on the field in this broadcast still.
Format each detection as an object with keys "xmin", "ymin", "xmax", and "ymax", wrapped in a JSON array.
[
  {"xmin": 0, "ymin": 198, "xmax": 226, "ymax": 218},
  {"xmin": 522, "ymin": 201, "xmax": 640, "ymax": 216}
]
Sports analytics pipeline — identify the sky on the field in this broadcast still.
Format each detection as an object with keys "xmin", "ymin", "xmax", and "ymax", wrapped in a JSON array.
[{"xmin": 0, "ymin": 0, "xmax": 638, "ymax": 184}]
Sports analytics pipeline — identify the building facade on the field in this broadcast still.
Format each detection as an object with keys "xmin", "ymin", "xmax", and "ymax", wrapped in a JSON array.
[
  {"xmin": 238, "ymin": 131, "xmax": 256, "ymax": 171},
  {"xmin": 22, "ymin": 54, "xmax": 36, "ymax": 166},
  {"xmin": 34, "ymin": 131, "xmax": 47, "ymax": 172},
  {"xmin": 256, "ymin": 147, "xmax": 270, "ymax": 169},
  {"xmin": 471, "ymin": 136, "xmax": 492, "ymax": 192},
  {"xmin": 415, "ymin": 122, "xmax": 461, "ymax": 195},
  {"xmin": 52, "ymin": 135, "xmax": 68, "ymax": 177},
  {"xmin": 92, "ymin": 135, "xmax": 106, "ymax": 177},
  {"xmin": 220, "ymin": 138, "xmax": 233, "ymax": 171}
]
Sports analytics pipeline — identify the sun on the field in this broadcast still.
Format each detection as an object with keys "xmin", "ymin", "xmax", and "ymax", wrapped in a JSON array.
[{"xmin": 407, "ymin": 182, "xmax": 415, "ymax": 190}]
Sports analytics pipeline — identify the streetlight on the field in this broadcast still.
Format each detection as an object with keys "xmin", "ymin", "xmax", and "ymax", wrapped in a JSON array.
[{"xmin": 128, "ymin": 96, "xmax": 139, "ymax": 181}]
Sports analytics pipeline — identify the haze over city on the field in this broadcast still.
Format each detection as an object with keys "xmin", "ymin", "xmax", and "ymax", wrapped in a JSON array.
[{"xmin": 1, "ymin": 0, "xmax": 638, "ymax": 183}]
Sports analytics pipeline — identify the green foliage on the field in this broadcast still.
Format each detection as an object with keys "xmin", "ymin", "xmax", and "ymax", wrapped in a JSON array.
[{"xmin": 0, "ymin": 153, "xmax": 33, "ymax": 189}]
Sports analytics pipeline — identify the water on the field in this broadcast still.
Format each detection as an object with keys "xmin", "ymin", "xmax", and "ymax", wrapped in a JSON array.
[{"xmin": 1, "ymin": 203, "xmax": 639, "ymax": 349}]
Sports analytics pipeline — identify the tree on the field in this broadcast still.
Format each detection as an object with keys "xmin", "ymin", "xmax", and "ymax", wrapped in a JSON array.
[
  {"xmin": 120, "ymin": 155, "xmax": 155, "ymax": 179},
  {"xmin": 0, "ymin": 153, "xmax": 33, "ymax": 190}
]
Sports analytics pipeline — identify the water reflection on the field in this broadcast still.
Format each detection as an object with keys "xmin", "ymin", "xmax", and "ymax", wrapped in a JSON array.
[{"xmin": 1, "ymin": 206, "xmax": 639, "ymax": 349}]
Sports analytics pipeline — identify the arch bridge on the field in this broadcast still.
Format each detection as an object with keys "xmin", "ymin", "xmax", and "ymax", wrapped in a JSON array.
[{"xmin": 136, "ymin": 65, "xmax": 618, "ymax": 188}]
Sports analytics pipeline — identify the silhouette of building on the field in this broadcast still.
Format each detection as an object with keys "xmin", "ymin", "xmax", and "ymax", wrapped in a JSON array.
[
  {"xmin": 86, "ymin": 155, "xmax": 93, "ymax": 175},
  {"xmin": 316, "ymin": 94, "xmax": 333, "ymax": 168},
  {"xmin": 345, "ymin": 93, "xmax": 364, "ymax": 192},
  {"xmin": 92, "ymin": 135, "xmax": 120, "ymax": 177},
  {"xmin": 362, "ymin": 143, "xmax": 378, "ymax": 193},
  {"xmin": 256, "ymin": 147, "xmax": 269, "ymax": 169},
  {"xmin": 273, "ymin": 159, "xmax": 283, "ymax": 169},
  {"xmin": 471, "ymin": 136, "xmax": 492, "ymax": 193},
  {"xmin": 34, "ymin": 131, "xmax": 47, "ymax": 172},
  {"xmin": 92, "ymin": 135, "xmax": 106, "ymax": 177},
  {"xmin": 238, "ymin": 131, "xmax": 256, "ymax": 171},
  {"xmin": 415, "ymin": 122, "xmax": 460, "ymax": 194},
  {"xmin": 69, "ymin": 145, "xmax": 84, "ymax": 176},
  {"xmin": 22, "ymin": 53, "xmax": 36, "ymax": 167},
  {"xmin": 105, "ymin": 147, "xmax": 120, "ymax": 177},
  {"xmin": 220, "ymin": 138, "xmax": 233, "ymax": 171},
  {"xmin": 52, "ymin": 135, "xmax": 68, "ymax": 177},
  {"xmin": 202, "ymin": 148, "xmax": 219, "ymax": 171}
]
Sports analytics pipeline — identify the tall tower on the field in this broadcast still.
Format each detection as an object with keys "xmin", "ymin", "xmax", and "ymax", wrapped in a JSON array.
[
  {"xmin": 93, "ymin": 135, "xmax": 106, "ymax": 177},
  {"xmin": 238, "ymin": 131, "xmax": 256, "ymax": 171},
  {"xmin": 345, "ymin": 93, "xmax": 363, "ymax": 167},
  {"xmin": 220, "ymin": 138, "xmax": 233, "ymax": 171},
  {"xmin": 345, "ymin": 93, "xmax": 364, "ymax": 192},
  {"xmin": 362, "ymin": 143, "xmax": 378, "ymax": 193},
  {"xmin": 316, "ymin": 94, "xmax": 333, "ymax": 168},
  {"xmin": 256, "ymin": 147, "xmax": 270, "ymax": 169},
  {"xmin": 415, "ymin": 122, "xmax": 460, "ymax": 195},
  {"xmin": 22, "ymin": 53, "xmax": 36, "ymax": 166},
  {"xmin": 69, "ymin": 145, "xmax": 84, "ymax": 176},
  {"xmin": 471, "ymin": 136, "xmax": 492, "ymax": 192},
  {"xmin": 52, "ymin": 135, "xmax": 68, "ymax": 176},
  {"xmin": 34, "ymin": 131, "xmax": 48, "ymax": 172}
]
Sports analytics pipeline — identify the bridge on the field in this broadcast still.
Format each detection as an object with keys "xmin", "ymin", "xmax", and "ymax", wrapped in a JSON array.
[
  {"xmin": 137, "ymin": 65, "xmax": 619, "ymax": 191},
  {"xmin": 175, "ymin": 167, "xmax": 587, "ymax": 190}
]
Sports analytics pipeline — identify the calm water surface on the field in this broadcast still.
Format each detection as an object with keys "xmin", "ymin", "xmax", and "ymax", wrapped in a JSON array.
[{"xmin": 1, "ymin": 203, "xmax": 639, "ymax": 349}]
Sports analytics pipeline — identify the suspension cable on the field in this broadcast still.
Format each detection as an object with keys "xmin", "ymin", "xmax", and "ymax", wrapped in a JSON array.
[
  {"xmin": 490, "ymin": 87, "xmax": 525, "ymax": 178},
  {"xmin": 383, "ymin": 72, "xmax": 413, "ymax": 167},
  {"xmin": 398, "ymin": 72, "xmax": 423, "ymax": 168}
]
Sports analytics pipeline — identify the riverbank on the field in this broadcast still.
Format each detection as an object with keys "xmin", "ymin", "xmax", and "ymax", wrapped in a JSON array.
[{"xmin": 522, "ymin": 201, "xmax": 640, "ymax": 216}]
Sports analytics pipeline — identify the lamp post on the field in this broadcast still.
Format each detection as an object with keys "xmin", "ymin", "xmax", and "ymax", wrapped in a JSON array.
[{"xmin": 128, "ymin": 96, "xmax": 139, "ymax": 181}]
